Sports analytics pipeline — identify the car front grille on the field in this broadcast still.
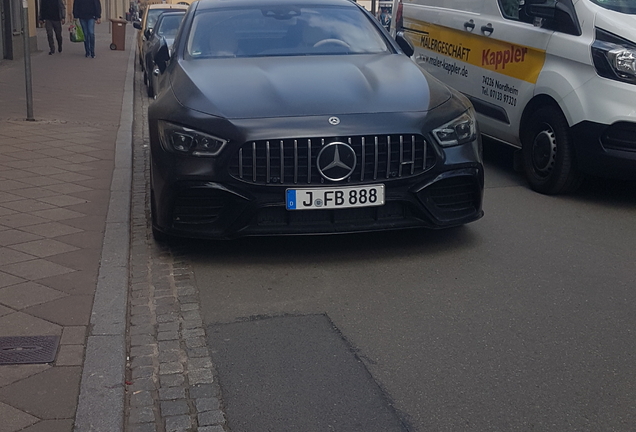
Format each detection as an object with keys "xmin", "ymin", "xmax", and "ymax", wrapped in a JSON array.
[{"xmin": 229, "ymin": 135, "xmax": 436, "ymax": 185}]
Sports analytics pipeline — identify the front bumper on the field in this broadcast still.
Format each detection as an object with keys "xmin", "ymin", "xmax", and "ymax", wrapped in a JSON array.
[
  {"xmin": 571, "ymin": 121, "xmax": 636, "ymax": 179},
  {"xmin": 151, "ymin": 149, "xmax": 484, "ymax": 240}
]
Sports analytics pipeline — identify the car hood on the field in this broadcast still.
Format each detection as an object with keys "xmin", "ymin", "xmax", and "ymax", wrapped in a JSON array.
[
  {"xmin": 169, "ymin": 54, "xmax": 451, "ymax": 119},
  {"xmin": 594, "ymin": 9, "xmax": 636, "ymax": 42}
]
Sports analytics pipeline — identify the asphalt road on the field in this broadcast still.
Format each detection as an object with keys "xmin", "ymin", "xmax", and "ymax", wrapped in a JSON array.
[{"xmin": 180, "ymin": 141, "xmax": 636, "ymax": 431}]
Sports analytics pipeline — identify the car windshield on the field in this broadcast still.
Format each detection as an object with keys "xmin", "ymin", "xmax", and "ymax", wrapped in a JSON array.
[
  {"xmin": 156, "ymin": 14, "xmax": 184, "ymax": 37},
  {"xmin": 147, "ymin": 9, "xmax": 170, "ymax": 29},
  {"xmin": 588, "ymin": 0, "xmax": 636, "ymax": 14},
  {"xmin": 186, "ymin": 4, "xmax": 391, "ymax": 58}
]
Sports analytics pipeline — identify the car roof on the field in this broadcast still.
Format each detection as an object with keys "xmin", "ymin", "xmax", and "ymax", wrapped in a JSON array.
[
  {"xmin": 194, "ymin": 0, "xmax": 359, "ymax": 11},
  {"xmin": 147, "ymin": 3, "xmax": 190, "ymax": 10}
]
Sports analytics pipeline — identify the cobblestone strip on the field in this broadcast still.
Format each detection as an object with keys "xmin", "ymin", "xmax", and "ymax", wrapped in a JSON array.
[{"xmin": 125, "ymin": 63, "xmax": 227, "ymax": 432}]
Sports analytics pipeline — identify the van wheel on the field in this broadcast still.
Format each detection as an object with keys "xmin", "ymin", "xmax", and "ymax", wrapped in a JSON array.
[{"xmin": 521, "ymin": 106, "xmax": 583, "ymax": 194}]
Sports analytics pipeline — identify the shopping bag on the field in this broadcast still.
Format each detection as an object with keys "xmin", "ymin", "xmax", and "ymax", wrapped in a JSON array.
[{"xmin": 69, "ymin": 19, "xmax": 85, "ymax": 43}]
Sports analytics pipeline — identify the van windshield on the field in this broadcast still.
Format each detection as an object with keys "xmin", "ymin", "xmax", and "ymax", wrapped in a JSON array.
[{"xmin": 588, "ymin": 0, "xmax": 636, "ymax": 14}]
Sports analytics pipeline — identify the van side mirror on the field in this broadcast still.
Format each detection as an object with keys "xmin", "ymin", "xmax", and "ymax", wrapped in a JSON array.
[
  {"xmin": 395, "ymin": 31, "xmax": 414, "ymax": 57},
  {"xmin": 154, "ymin": 40, "xmax": 171, "ymax": 74},
  {"xmin": 133, "ymin": 21, "xmax": 142, "ymax": 30},
  {"xmin": 525, "ymin": 0, "xmax": 556, "ymax": 19},
  {"xmin": 524, "ymin": 0, "xmax": 581, "ymax": 36},
  {"xmin": 144, "ymin": 28, "xmax": 153, "ymax": 39}
]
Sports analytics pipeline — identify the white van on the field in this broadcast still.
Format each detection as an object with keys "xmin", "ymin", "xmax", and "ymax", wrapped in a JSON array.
[{"xmin": 390, "ymin": 0, "xmax": 636, "ymax": 194}]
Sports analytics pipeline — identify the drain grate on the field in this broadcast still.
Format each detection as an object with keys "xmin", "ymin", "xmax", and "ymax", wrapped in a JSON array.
[{"xmin": 0, "ymin": 336, "xmax": 60, "ymax": 365}]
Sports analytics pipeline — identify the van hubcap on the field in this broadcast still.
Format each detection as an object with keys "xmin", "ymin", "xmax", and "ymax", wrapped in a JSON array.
[{"xmin": 532, "ymin": 128, "xmax": 557, "ymax": 176}]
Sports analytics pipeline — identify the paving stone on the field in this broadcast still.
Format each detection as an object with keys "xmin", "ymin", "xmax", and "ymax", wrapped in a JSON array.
[
  {"xmin": 60, "ymin": 326, "xmax": 86, "ymax": 345},
  {"xmin": 198, "ymin": 426, "xmax": 225, "ymax": 432},
  {"xmin": 159, "ymin": 362, "xmax": 184, "ymax": 375},
  {"xmin": 160, "ymin": 399, "xmax": 189, "ymax": 417},
  {"xmin": 128, "ymin": 423, "xmax": 158, "ymax": 432},
  {"xmin": 158, "ymin": 351, "xmax": 180, "ymax": 363},
  {"xmin": 182, "ymin": 319, "xmax": 203, "ymax": 330},
  {"xmin": 164, "ymin": 415, "xmax": 192, "ymax": 432},
  {"xmin": 157, "ymin": 322, "xmax": 180, "ymax": 332},
  {"xmin": 188, "ymin": 357, "xmax": 213, "ymax": 370},
  {"xmin": 157, "ymin": 331, "xmax": 179, "ymax": 341},
  {"xmin": 160, "ymin": 373, "xmax": 186, "ymax": 388},
  {"xmin": 157, "ymin": 341, "xmax": 180, "ymax": 352},
  {"xmin": 0, "ymin": 401, "xmax": 39, "ymax": 431},
  {"xmin": 55, "ymin": 344, "xmax": 84, "ymax": 366},
  {"xmin": 19, "ymin": 418, "xmax": 75, "ymax": 432},
  {"xmin": 187, "ymin": 368, "xmax": 214, "ymax": 385},
  {"xmin": 130, "ymin": 345, "xmax": 155, "ymax": 357},
  {"xmin": 195, "ymin": 397, "xmax": 220, "ymax": 413},
  {"xmin": 198, "ymin": 410, "xmax": 225, "ymax": 426},
  {"xmin": 132, "ymin": 366, "xmax": 155, "ymax": 380},
  {"xmin": 159, "ymin": 387, "xmax": 186, "ymax": 401},
  {"xmin": 128, "ymin": 377, "xmax": 156, "ymax": 392},
  {"xmin": 130, "ymin": 324, "xmax": 155, "ymax": 335},
  {"xmin": 131, "ymin": 334, "xmax": 155, "ymax": 347},
  {"xmin": 0, "ymin": 366, "xmax": 81, "ymax": 419},
  {"xmin": 179, "ymin": 303, "xmax": 199, "ymax": 312},
  {"xmin": 130, "ymin": 390, "xmax": 154, "ymax": 407},
  {"xmin": 0, "ymin": 281, "xmax": 67, "ymax": 309},
  {"xmin": 128, "ymin": 406, "xmax": 156, "ymax": 424},
  {"xmin": 185, "ymin": 337, "xmax": 206, "ymax": 349},
  {"xmin": 181, "ymin": 328, "xmax": 205, "ymax": 339},
  {"xmin": 131, "ymin": 356, "xmax": 154, "ymax": 368},
  {"xmin": 186, "ymin": 347, "xmax": 211, "ymax": 358}
]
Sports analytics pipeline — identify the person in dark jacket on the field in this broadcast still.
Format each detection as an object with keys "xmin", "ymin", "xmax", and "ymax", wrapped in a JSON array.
[
  {"xmin": 39, "ymin": 0, "xmax": 66, "ymax": 54},
  {"xmin": 72, "ymin": 0, "xmax": 101, "ymax": 57}
]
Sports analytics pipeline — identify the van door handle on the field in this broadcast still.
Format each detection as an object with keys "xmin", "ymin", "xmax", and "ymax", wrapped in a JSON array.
[
  {"xmin": 481, "ymin": 23, "xmax": 494, "ymax": 35},
  {"xmin": 464, "ymin": 20, "xmax": 475, "ymax": 31}
]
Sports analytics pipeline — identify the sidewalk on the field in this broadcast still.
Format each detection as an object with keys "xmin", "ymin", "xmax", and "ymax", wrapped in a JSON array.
[{"xmin": 0, "ymin": 22, "xmax": 134, "ymax": 432}]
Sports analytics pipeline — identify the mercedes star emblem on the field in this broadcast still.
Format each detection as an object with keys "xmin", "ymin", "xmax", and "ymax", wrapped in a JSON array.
[
  {"xmin": 317, "ymin": 142, "xmax": 357, "ymax": 182},
  {"xmin": 328, "ymin": 116, "xmax": 340, "ymax": 125}
]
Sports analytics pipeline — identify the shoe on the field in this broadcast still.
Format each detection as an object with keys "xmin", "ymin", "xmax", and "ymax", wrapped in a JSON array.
[
  {"xmin": 85, "ymin": 53, "xmax": 90, "ymax": 57},
  {"xmin": 49, "ymin": 50, "xmax": 54, "ymax": 55},
  {"xmin": 91, "ymin": 54, "xmax": 95, "ymax": 58},
  {"xmin": 58, "ymin": 46, "xmax": 62, "ymax": 53}
]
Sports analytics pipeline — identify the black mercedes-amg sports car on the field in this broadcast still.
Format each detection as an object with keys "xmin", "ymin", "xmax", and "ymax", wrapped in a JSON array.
[{"xmin": 148, "ymin": 0, "xmax": 484, "ymax": 240}]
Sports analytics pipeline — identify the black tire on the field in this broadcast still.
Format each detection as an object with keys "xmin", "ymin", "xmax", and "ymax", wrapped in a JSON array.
[
  {"xmin": 147, "ymin": 79, "xmax": 154, "ymax": 98},
  {"xmin": 521, "ymin": 105, "xmax": 583, "ymax": 195}
]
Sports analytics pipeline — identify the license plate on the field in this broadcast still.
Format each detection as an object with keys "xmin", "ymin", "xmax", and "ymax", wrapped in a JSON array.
[{"xmin": 286, "ymin": 185, "xmax": 385, "ymax": 210}]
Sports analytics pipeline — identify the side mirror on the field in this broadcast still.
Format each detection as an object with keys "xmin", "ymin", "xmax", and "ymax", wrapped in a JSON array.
[
  {"xmin": 154, "ymin": 40, "xmax": 171, "ymax": 74},
  {"xmin": 395, "ymin": 31, "xmax": 414, "ymax": 57},
  {"xmin": 523, "ymin": 0, "xmax": 581, "ymax": 35},
  {"xmin": 525, "ymin": 0, "xmax": 556, "ymax": 19},
  {"xmin": 133, "ymin": 21, "xmax": 142, "ymax": 30},
  {"xmin": 144, "ymin": 28, "xmax": 153, "ymax": 39}
]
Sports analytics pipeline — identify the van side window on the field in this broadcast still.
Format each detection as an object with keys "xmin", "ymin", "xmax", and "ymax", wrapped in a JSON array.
[{"xmin": 498, "ymin": 0, "xmax": 520, "ymax": 20}]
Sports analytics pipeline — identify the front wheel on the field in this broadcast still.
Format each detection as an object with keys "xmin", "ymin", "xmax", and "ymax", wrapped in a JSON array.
[{"xmin": 521, "ymin": 106, "xmax": 583, "ymax": 195}]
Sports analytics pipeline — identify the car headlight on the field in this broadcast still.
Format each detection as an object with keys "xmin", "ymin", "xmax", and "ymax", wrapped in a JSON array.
[
  {"xmin": 157, "ymin": 121, "xmax": 227, "ymax": 157},
  {"xmin": 592, "ymin": 28, "xmax": 636, "ymax": 84},
  {"xmin": 432, "ymin": 110, "xmax": 476, "ymax": 147}
]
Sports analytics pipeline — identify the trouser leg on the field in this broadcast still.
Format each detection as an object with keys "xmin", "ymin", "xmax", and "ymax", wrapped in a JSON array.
[
  {"xmin": 52, "ymin": 21, "xmax": 63, "ymax": 51},
  {"xmin": 45, "ymin": 21, "xmax": 55, "ymax": 52}
]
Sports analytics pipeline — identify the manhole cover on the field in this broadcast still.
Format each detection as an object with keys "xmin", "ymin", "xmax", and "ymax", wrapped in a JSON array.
[{"xmin": 0, "ymin": 336, "xmax": 60, "ymax": 365}]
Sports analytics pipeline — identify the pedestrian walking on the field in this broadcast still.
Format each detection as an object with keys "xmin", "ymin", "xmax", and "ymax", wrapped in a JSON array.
[
  {"xmin": 72, "ymin": 0, "xmax": 101, "ymax": 58},
  {"xmin": 39, "ymin": 0, "xmax": 66, "ymax": 55}
]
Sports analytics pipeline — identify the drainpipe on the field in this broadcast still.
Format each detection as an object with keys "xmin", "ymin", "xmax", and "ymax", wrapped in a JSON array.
[{"xmin": 21, "ymin": 0, "xmax": 34, "ymax": 121}]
